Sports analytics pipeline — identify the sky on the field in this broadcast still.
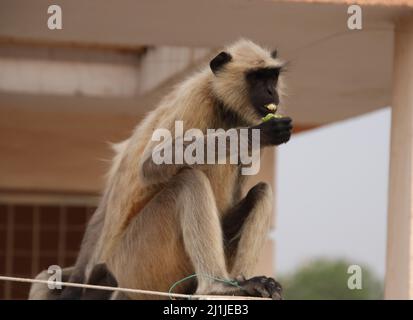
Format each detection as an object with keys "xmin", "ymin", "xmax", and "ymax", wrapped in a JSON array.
[{"xmin": 275, "ymin": 107, "xmax": 391, "ymax": 280}]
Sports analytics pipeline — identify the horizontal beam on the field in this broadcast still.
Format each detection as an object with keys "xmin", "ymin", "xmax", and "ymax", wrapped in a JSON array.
[
  {"xmin": 0, "ymin": 44, "xmax": 211, "ymax": 100},
  {"xmin": 0, "ymin": 107, "xmax": 315, "ymax": 194},
  {"xmin": 0, "ymin": 107, "xmax": 138, "ymax": 193}
]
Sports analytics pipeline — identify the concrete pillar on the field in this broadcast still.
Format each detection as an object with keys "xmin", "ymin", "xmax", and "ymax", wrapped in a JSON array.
[{"xmin": 385, "ymin": 14, "xmax": 413, "ymax": 299}]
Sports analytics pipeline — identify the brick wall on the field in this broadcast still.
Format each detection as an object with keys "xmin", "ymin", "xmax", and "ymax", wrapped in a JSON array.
[{"xmin": 0, "ymin": 201, "xmax": 96, "ymax": 299}]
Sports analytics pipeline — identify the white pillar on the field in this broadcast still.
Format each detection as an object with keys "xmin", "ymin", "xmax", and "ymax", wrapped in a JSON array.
[{"xmin": 385, "ymin": 14, "xmax": 413, "ymax": 299}]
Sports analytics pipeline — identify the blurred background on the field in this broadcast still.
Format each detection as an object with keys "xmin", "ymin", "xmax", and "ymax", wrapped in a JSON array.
[{"xmin": 0, "ymin": 0, "xmax": 413, "ymax": 299}]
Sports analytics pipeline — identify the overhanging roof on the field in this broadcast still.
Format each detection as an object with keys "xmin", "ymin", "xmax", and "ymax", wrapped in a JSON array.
[
  {"xmin": 289, "ymin": 0, "xmax": 413, "ymax": 6},
  {"xmin": 0, "ymin": 0, "xmax": 412, "ymax": 126}
]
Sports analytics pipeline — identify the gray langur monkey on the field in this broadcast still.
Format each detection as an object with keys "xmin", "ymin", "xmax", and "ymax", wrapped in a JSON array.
[{"xmin": 29, "ymin": 39, "xmax": 292, "ymax": 300}]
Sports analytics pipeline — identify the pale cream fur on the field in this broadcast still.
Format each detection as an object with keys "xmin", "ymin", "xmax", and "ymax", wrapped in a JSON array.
[{"xmin": 33, "ymin": 39, "xmax": 284, "ymax": 299}]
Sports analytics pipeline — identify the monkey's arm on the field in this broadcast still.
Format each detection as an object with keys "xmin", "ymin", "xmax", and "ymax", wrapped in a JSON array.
[
  {"xmin": 140, "ymin": 128, "xmax": 253, "ymax": 185},
  {"xmin": 140, "ymin": 117, "xmax": 292, "ymax": 185}
]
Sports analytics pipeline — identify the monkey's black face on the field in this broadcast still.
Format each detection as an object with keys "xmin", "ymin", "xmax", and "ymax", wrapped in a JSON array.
[{"xmin": 245, "ymin": 67, "xmax": 281, "ymax": 117}]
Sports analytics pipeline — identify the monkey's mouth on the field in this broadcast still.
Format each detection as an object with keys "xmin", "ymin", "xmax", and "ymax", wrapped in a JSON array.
[{"xmin": 257, "ymin": 103, "xmax": 277, "ymax": 117}]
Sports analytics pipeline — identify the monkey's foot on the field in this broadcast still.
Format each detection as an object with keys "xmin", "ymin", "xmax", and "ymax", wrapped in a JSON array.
[
  {"xmin": 234, "ymin": 276, "xmax": 282, "ymax": 300},
  {"xmin": 203, "ymin": 276, "xmax": 282, "ymax": 300}
]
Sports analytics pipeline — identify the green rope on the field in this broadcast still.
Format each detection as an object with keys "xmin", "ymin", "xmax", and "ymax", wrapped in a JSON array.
[{"xmin": 168, "ymin": 273, "xmax": 242, "ymax": 300}]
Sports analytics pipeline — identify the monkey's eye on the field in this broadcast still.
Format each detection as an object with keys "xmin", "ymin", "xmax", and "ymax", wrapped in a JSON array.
[
  {"xmin": 266, "ymin": 67, "xmax": 281, "ymax": 80},
  {"xmin": 246, "ymin": 67, "xmax": 281, "ymax": 82}
]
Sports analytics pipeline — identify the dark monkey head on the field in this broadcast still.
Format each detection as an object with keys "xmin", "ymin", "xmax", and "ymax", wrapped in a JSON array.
[{"xmin": 209, "ymin": 39, "xmax": 286, "ymax": 125}]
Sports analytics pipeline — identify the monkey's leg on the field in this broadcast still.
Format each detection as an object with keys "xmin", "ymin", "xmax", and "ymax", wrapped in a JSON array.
[
  {"xmin": 225, "ymin": 182, "xmax": 272, "ymax": 276},
  {"xmin": 81, "ymin": 263, "xmax": 118, "ymax": 300},
  {"xmin": 29, "ymin": 267, "xmax": 73, "ymax": 300},
  {"xmin": 222, "ymin": 182, "xmax": 282, "ymax": 300},
  {"xmin": 107, "ymin": 167, "xmax": 230, "ymax": 298},
  {"xmin": 173, "ymin": 168, "xmax": 230, "ymax": 294},
  {"xmin": 29, "ymin": 264, "xmax": 118, "ymax": 300}
]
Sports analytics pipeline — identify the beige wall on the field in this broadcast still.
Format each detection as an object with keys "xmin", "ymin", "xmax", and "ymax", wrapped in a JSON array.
[{"xmin": 0, "ymin": 107, "xmax": 138, "ymax": 193}]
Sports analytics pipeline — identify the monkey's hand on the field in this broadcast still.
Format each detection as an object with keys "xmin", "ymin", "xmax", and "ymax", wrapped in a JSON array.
[{"xmin": 253, "ymin": 117, "xmax": 293, "ymax": 146}]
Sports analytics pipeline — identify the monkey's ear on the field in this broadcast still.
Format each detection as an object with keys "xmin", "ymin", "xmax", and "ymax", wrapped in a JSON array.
[
  {"xmin": 271, "ymin": 49, "xmax": 278, "ymax": 59},
  {"xmin": 210, "ymin": 51, "xmax": 232, "ymax": 75}
]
